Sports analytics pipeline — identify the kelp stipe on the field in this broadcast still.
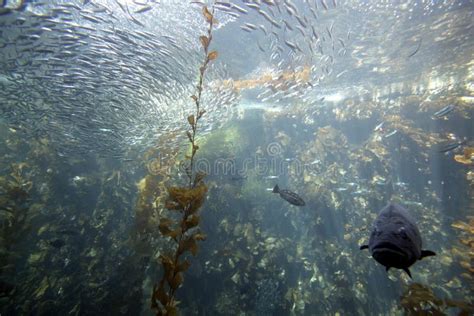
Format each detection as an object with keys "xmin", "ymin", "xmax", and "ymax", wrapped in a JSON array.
[{"xmin": 150, "ymin": 5, "xmax": 218, "ymax": 316}]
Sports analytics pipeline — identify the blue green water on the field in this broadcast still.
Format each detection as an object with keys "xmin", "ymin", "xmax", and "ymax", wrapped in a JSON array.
[{"xmin": 0, "ymin": 0, "xmax": 473, "ymax": 315}]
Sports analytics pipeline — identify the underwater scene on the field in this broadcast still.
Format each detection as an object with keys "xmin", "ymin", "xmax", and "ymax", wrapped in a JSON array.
[{"xmin": 0, "ymin": 0, "xmax": 473, "ymax": 315}]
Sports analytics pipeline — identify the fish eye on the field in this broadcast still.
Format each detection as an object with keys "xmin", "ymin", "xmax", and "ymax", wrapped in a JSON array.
[
  {"xmin": 371, "ymin": 227, "xmax": 382, "ymax": 237},
  {"xmin": 399, "ymin": 230, "xmax": 408, "ymax": 239}
]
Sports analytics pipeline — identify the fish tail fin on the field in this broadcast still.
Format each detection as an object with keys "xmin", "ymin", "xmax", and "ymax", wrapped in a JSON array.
[
  {"xmin": 272, "ymin": 184, "xmax": 279, "ymax": 193},
  {"xmin": 421, "ymin": 250, "xmax": 436, "ymax": 258},
  {"xmin": 359, "ymin": 245, "xmax": 369, "ymax": 250},
  {"xmin": 403, "ymin": 268, "xmax": 412, "ymax": 279}
]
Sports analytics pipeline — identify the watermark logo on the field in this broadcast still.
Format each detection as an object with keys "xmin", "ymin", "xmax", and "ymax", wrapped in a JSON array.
[
  {"xmin": 153, "ymin": 142, "xmax": 321, "ymax": 178},
  {"xmin": 266, "ymin": 142, "xmax": 282, "ymax": 156}
]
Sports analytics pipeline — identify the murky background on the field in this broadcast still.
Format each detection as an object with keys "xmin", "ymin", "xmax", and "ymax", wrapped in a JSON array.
[{"xmin": 0, "ymin": 0, "xmax": 473, "ymax": 315}]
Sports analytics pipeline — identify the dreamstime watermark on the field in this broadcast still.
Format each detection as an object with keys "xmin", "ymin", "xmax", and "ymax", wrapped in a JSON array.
[{"xmin": 149, "ymin": 142, "xmax": 322, "ymax": 178}]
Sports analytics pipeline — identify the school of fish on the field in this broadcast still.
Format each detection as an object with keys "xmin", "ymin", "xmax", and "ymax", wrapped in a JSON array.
[{"xmin": 2, "ymin": 0, "xmax": 466, "ymax": 160}]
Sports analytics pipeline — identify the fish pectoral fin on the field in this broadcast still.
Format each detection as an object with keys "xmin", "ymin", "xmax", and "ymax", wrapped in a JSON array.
[
  {"xmin": 421, "ymin": 250, "xmax": 436, "ymax": 258},
  {"xmin": 359, "ymin": 245, "xmax": 369, "ymax": 250},
  {"xmin": 403, "ymin": 268, "xmax": 412, "ymax": 279}
]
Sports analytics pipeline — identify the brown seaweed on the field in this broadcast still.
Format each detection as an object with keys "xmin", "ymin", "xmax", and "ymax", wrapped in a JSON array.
[
  {"xmin": 0, "ymin": 163, "xmax": 33, "ymax": 301},
  {"xmin": 400, "ymin": 283, "xmax": 474, "ymax": 315},
  {"xmin": 451, "ymin": 217, "xmax": 474, "ymax": 277},
  {"xmin": 150, "ymin": 5, "xmax": 217, "ymax": 316}
]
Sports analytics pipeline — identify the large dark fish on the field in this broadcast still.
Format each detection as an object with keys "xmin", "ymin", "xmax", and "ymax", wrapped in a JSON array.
[
  {"xmin": 360, "ymin": 203, "xmax": 435, "ymax": 278},
  {"xmin": 272, "ymin": 184, "xmax": 305, "ymax": 206}
]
